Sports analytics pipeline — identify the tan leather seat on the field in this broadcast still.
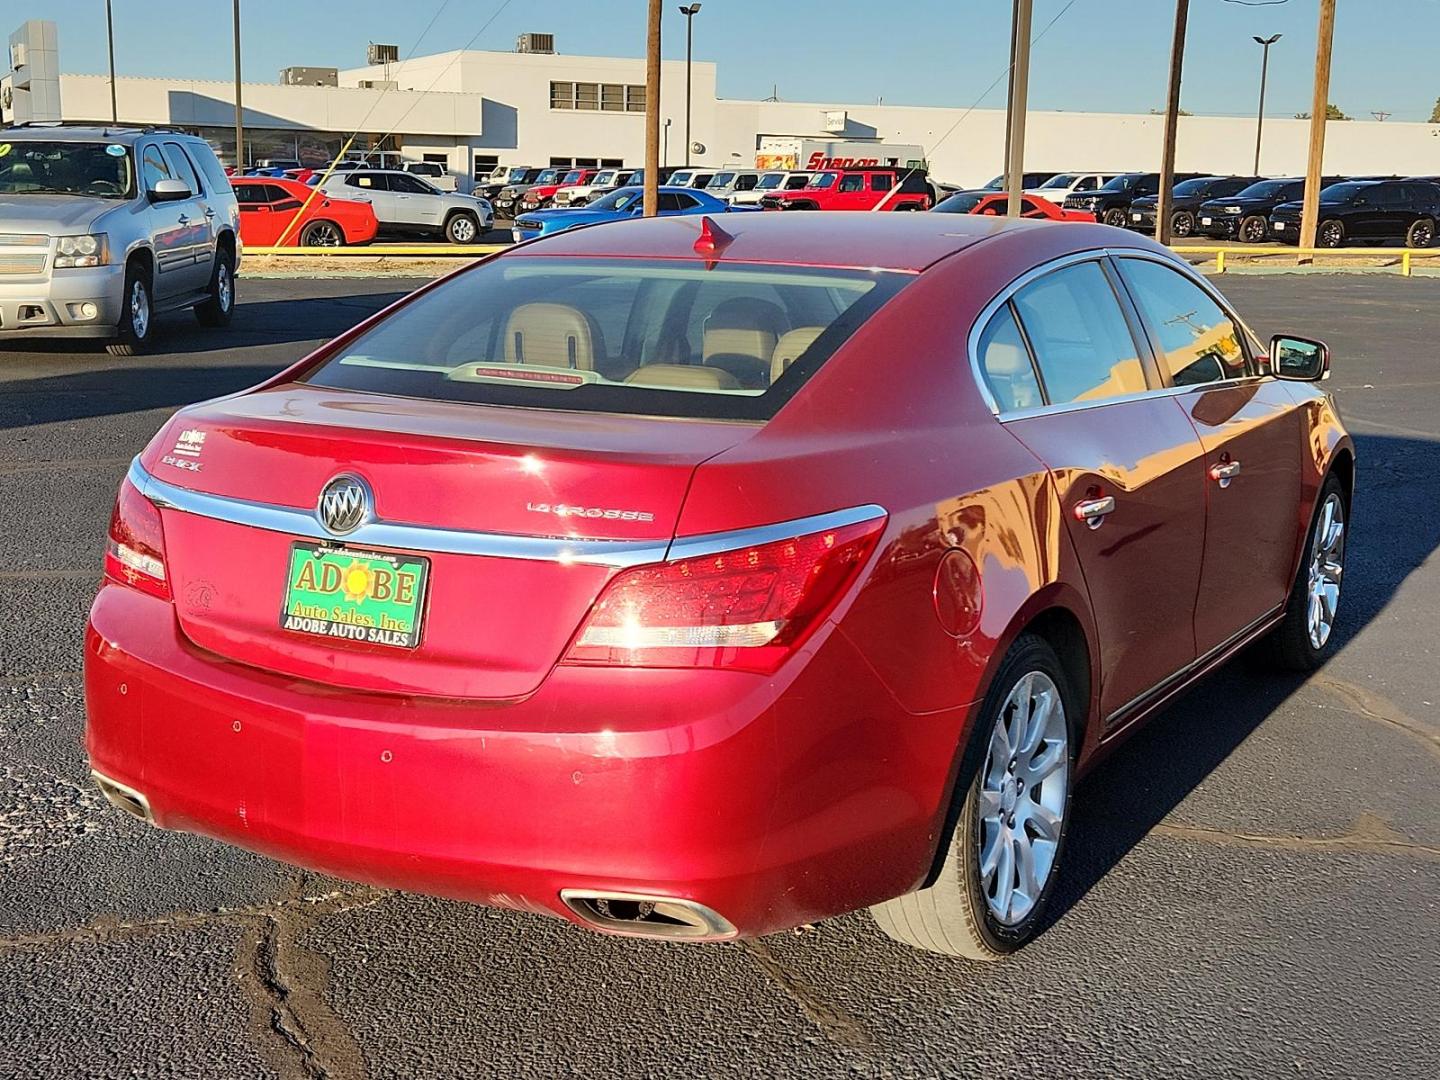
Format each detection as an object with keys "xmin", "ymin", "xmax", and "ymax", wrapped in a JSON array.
[
  {"xmin": 502, "ymin": 302, "xmax": 605, "ymax": 370},
  {"xmin": 770, "ymin": 326, "xmax": 825, "ymax": 384},
  {"xmin": 625, "ymin": 364, "xmax": 741, "ymax": 390},
  {"xmin": 702, "ymin": 297, "xmax": 787, "ymax": 388}
]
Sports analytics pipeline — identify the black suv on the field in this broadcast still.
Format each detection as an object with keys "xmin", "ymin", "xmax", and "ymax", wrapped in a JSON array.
[
  {"xmin": 1196, "ymin": 176, "xmax": 1345, "ymax": 243},
  {"xmin": 1064, "ymin": 172, "xmax": 1205, "ymax": 228},
  {"xmin": 1269, "ymin": 179, "xmax": 1440, "ymax": 247},
  {"xmin": 1127, "ymin": 176, "xmax": 1259, "ymax": 236}
]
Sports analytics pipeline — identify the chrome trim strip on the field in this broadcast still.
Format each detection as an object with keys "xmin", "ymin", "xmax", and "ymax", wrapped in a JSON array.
[
  {"xmin": 965, "ymin": 245, "xmax": 1267, "ymax": 422},
  {"xmin": 129, "ymin": 459, "xmax": 886, "ymax": 569},
  {"xmin": 667, "ymin": 503, "xmax": 887, "ymax": 560},
  {"xmin": 1102, "ymin": 603, "xmax": 1283, "ymax": 729}
]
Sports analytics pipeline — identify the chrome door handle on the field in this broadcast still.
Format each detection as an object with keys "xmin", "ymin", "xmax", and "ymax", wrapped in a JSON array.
[
  {"xmin": 1073, "ymin": 496, "xmax": 1116, "ymax": 529},
  {"xmin": 1210, "ymin": 460, "xmax": 1242, "ymax": 488}
]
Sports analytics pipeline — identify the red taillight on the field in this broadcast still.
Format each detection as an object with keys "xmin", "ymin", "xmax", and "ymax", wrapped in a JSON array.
[
  {"xmin": 564, "ymin": 514, "xmax": 885, "ymax": 673},
  {"xmin": 104, "ymin": 478, "xmax": 171, "ymax": 600}
]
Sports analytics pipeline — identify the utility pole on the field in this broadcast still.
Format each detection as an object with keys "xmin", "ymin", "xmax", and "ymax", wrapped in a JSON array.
[
  {"xmin": 1002, "ymin": 0, "xmax": 1020, "ymax": 182},
  {"xmin": 1299, "ymin": 0, "xmax": 1337, "ymax": 262},
  {"xmin": 1004, "ymin": 0, "xmax": 1033, "ymax": 218},
  {"xmin": 644, "ymin": 0, "xmax": 661, "ymax": 217},
  {"xmin": 232, "ymin": 0, "xmax": 245, "ymax": 170},
  {"xmin": 1370, "ymin": 110, "xmax": 1391, "ymax": 122},
  {"xmin": 680, "ymin": 5, "xmax": 701, "ymax": 166},
  {"xmin": 1252, "ymin": 34, "xmax": 1281, "ymax": 175},
  {"xmin": 1155, "ymin": 0, "xmax": 1190, "ymax": 245},
  {"xmin": 105, "ymin": 0, "xmax": 118, "ymax": 123}
]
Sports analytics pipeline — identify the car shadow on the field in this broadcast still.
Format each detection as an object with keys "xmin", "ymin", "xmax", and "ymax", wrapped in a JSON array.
[
  {"xmin": 0, "ymin": 292, "xmax": 412, "ymax": 429},
  {"xmin": 1039, "ymin": 430, "xmax": 1439, "ymax": 930}
]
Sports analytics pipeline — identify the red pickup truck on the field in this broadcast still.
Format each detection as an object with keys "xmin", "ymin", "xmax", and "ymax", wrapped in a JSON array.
[
  {"xmin": 758, "ymin": 167, "xmax": 933, "ymax": 211},
  {"xmin": 519, "ymin": 168, "xmax": 602, "ymax": 213}
]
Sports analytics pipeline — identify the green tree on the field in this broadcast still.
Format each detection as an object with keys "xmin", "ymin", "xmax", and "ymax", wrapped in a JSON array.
[
  {"xmin": 1430, "ymin": 96, "xmax": 1440, "ymax": 124},
  {"xmin": 1295, "ymin": 104, "xmax": 1351, "ymax": 120}
]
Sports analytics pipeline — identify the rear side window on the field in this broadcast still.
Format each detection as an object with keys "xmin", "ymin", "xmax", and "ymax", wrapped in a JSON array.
[
  {"xmin": 302, "ymin": 258, "xmax": 909, "ymax": 421},
  {"xmin": 1011, "ymin": 262, "xmax": 1148, "ymax": 405},
  {"xmin": 977, "ymin": 304, "xmax": 1044, "ymax": 412},
  {"xmin": 1118, "ymin": 259, "xmax": 1249, "ymax": 386},
  {"xmin": 190, "ymin": 140, "xmax": 231, "ymax": 191}
]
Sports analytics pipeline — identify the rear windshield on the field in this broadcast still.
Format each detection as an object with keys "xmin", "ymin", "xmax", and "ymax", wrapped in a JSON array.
[{"xmin": 302, "ymin": 257, "xmax": 909, "ymax": 421}]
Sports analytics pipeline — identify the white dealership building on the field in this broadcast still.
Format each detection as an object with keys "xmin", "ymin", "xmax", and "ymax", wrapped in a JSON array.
[{"xmin": 5, "ymin": 21, "xmax": 1439, "ymax": 187}]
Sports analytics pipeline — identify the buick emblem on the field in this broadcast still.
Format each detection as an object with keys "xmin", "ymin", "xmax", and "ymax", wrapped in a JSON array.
[{"xmin": 317, "ymin": 475, "xmax": 372, "ymax": 536}]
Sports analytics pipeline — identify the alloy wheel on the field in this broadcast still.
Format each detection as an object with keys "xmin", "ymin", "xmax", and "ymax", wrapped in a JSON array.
[
  {"xmin": 1307, "ymin": 492, "xmax": 1345, "ymax": 649},
  {"xmin": 1320, "ymin": 222, "xmax": 1344, "ymax": 248},
  {"xmin": 308, "ymin": 223, "xmax": 342, "ymax": 247},
  {"xmin": 451, "ymin": 216, "xmax": 477, "ymax": 242},
  {"xmin": 1243, "ymin": 218, "xmax": 1266, "ymax": 243},
  {"xmin": 977, "ymin": 670, "xmax": 1069, "ymax": 926},
  {"xmin": 130, "ymin": 280, "xmax": 150, "ymax": 339},
  {"xmin": 217, "ymin": 263, "xmax": 233, "ymax": 312}
]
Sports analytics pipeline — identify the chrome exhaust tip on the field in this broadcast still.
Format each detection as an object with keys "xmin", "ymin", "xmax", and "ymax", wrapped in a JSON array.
[
  {"xmin": 90, "ymin": 770, "xmax": 154, "ymax": 824},
  {"xmin": 560, "ymin": 889, "xmax": 737, "ymax": 941}
]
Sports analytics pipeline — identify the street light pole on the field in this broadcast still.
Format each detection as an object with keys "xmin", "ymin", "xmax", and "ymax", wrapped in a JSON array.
[
  {"xmin": 1004, "ymin": 0, "xmax": 1033, "ymax": 218},
  {"xmin": 1252, "ymin": 34, "xmax": 1281, "ymax": 175},
  {"xmin": 104, "ymin": 0, "xmax": 118, "ymax": 123},
  {"xmin": 232, "ymin": 0, "xmax": 245, "ymax": 170},
  {"xmin": 680, "ymin": 5, "xmax": 701, "ymax": 167}
]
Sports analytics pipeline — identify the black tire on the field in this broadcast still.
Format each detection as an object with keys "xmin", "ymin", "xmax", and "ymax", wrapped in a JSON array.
[
  {"xmin": 1170, "ymin": 210, "xmax": 1195, "ymax": 238},
  {"xmin": 1405, "ymin": 216, "xmax": 1435, "ymax": 249},
  {"xmin": 1260, "ymin": 474, "xmax": 1348, "ymax": 672},
  {"xmin": 445, "ymin": 211, "xmax": 481, "ymax": 244},
  {"xmin": 870, "ymin": 634, "xmax": 1077, "ymax": 959},
  {"xmin": 194, "ymin": 247, "xmax": 235, "ymax": 328},
  {"xmin": 1318, "ymin": 219, "xmax": 1345, "ymax": 248},
  {"xmin": 1239, "ymin": 215, "xmax": 1269, "ymax": 244},
  {"xmin": 1102, "ymin": 207, "xmax": 1128, "ymax": 228},
  {"xmin": 299, "ymin": 219, "xmax": 346, "ymax": 248},
  {"xmin": 106, "ymin": 261, "xmax": 153, "ymax": 356}
]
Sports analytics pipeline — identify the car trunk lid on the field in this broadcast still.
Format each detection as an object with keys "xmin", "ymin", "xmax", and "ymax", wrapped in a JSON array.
[{"xmin": 141, "ymin": 383, "xmax": 754, "ymax": 699}]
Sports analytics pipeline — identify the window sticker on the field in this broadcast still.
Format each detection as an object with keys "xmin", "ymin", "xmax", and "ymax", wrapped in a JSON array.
[
  {"xmin": 358, "ymin": 176, "xmax": 372, "ymax": 187},
  {"xmin": 0, "ymin": 143, "xmax": 10, "ymax": 157},
  {"xmin": 106, "ymin": 144, "xmax": 127, "ymax": 157}
]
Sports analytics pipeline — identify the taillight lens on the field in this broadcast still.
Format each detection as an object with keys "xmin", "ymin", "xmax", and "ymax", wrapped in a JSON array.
[
  {"xmin": 104, "ymin": 478, "xmax": 171, "ymax": 600},
  {"xmin": 565, "ymin": 514, "xmax": 885, "ymax": 673}
]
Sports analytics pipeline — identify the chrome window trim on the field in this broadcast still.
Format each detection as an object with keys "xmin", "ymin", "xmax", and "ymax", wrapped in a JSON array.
[
  {"xmin": 128, "ymin": 459, "xmax": 884, "ymax": 569},
  {"xmin": 967, "ymin": 246, "xmax": 1266, "ymax": 422}
]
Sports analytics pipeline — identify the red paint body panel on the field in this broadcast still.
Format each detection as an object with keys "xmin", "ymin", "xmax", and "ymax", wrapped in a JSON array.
[
  {"xmin": 231, "ymin": 178, "xmax": 379, "ymax": 247},
  {"xmin": 84, "ymin": 214, "xmax": 1352, "ymax": 937}
]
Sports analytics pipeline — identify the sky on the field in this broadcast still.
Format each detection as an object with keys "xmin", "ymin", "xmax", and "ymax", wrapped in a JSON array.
[{"xmin": 26, "ymin": 0, "xmax": 1440, "ymax": 122}]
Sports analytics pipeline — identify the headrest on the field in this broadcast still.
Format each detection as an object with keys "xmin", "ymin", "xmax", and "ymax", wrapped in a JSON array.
[
  {"xmin": 770, "ymin": 326, "xmax": 826, "ymax": 383},
  {"xmin": 702, "ymin": 297, "xmax": 788, "ymax": 365},
  {"xmin": 502, "ymin": 303, "xmax": 603, "ymax": 370}
]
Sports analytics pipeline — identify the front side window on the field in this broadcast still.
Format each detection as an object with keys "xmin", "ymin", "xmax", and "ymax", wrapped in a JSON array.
[
  {"xmin": 140, "ymin": 144, "xmax": 172, "ymax": 190},
  {"xmin": 1011, "ymin": 262, "xmax": 1148, "ymax": 405},
  {"xmin": 302, "ymin": 258, "xmax": 908, "ymax": 421},
  {"xmin": 162, "ymin": 142, "xmax": 203, "ymax": 195},
  {"xmin": 0, "ymin": 140, "xmax": 136, "ymax": 198},
  {"xmin": 1119, "ymin": 259, "xmax": 1248, "ymax": 387}
]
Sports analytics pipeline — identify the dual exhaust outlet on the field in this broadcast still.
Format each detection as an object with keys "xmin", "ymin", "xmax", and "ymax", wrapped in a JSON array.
[{"xmin": 90, "ymin": 771, "xmax": 734, "ymax": 941}]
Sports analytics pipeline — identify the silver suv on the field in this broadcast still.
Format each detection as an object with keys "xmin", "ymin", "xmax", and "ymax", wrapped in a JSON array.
[
  {"xmin": 317, "ymin": 169, "xmax": 493, "ymax": 243},
  {"xmin": 0, "ymin": 125, "xmax": 240, "ymax": 355}
]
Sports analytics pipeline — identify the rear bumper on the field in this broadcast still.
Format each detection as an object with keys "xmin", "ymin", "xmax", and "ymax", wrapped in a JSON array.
[
  {"xmin": 0, "ymin": 264, "xmax": 125, "ymax": 339},
  {"xmin": 85, "ymin": 583, "xmax": 969, "ymax": 938}
]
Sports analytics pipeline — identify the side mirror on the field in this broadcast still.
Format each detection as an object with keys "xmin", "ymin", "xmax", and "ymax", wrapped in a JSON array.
[
  {"xmin": 1270, "ymin": 335, "xmax": 1330, "ymax": 381},
  {"xmin": 149, "ymin": 178, "xmax": 192, "ymax": 202}
]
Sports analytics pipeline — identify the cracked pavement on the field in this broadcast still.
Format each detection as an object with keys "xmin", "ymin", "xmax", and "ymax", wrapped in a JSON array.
[{"xmin": 1, "ymin": 275, "xmax": 1436, "ymax": 1078}]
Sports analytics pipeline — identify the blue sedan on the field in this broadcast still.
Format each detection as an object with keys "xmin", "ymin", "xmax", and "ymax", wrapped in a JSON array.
[{"xmin": 511, "ymin": 185, "xmax": 752, "ymax": 242}]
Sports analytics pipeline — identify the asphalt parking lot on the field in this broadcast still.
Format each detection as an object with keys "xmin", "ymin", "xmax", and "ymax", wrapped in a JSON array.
[{"xmin": 1, "ymin": 272, "xmax": 1436, "ymax": 1079}]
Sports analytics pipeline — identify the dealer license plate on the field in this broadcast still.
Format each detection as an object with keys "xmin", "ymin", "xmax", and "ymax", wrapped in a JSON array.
[
  {"xmin": 1132, "ymin": 212, "xmax": 1143, "ymax": 221},
  {"xmin": 1200, "ymin": 216, "xmax": 1212, "ymax": 225},
  {"xmin": 1274, "ymin": 221, "xmax": 1286, "ymax": 230},
  {"xmin": 280, "ymin": 543, "xmax": 429, "ymax": 649}
]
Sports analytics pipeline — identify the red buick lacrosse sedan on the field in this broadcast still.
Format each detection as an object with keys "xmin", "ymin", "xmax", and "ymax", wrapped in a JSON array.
[{"xmin": 86, "ymin": 212, "xmax": 1352, "ymax": 957}]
